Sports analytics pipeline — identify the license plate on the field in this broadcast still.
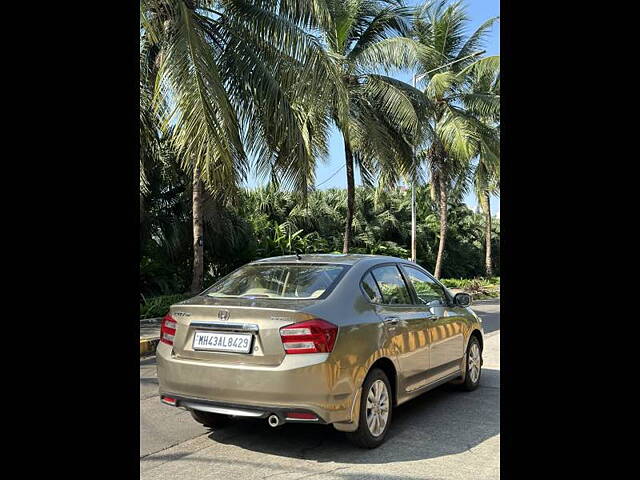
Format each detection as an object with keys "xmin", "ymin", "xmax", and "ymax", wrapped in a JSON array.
[{"xmin": 192, "ymin": 331, "xmax": 253, "ymax": 353}]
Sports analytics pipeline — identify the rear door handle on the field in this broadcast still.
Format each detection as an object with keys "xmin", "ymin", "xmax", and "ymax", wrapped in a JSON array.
[{"xmin": 383, "ymin": 316, "xmax": 400, "ymax": 326}]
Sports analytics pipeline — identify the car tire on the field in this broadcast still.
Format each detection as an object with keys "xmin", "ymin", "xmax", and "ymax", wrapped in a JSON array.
[
  {"xmin": 189, "ymin": 409, "xmax": 234, "ymax": 429},
  {"xmin": 461, "ymin": 336, "xmax": 482, "ymax": 391},
  {"xmin": 345, "ymin": 368, "xmax": 393, "ymax": 449}
]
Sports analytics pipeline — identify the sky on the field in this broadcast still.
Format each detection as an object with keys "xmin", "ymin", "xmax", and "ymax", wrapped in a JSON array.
[{"xmin": 246, "ymin": 0, "xmax": 500, "ymax": 216}]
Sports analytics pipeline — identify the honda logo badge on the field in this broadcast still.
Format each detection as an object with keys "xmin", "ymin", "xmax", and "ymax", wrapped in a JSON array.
[{"xmin": 217, "ymin": 310, "xmax": 230, "ymax": 321}]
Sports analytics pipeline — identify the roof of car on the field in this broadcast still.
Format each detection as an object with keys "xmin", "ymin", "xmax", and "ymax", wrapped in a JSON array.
[{"xmin": 251, "ymin": 253, "xmax": 410, "ymax": 266}]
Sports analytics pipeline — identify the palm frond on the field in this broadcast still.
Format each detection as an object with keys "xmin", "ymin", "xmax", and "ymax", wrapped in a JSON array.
[
  {"xmin": 354, "ymin": 36, "xmax": 440, "ymax": 73},
  {"xmin": 425, "ymin": 70, "xmax": 458, "ymax": 99},
  {"xmin": 453, "ymin": 17, "xmax": 498, "ymax": 71},
  {"xmin": 457, "ymin": 55, "xmax": 500, "ymax": 82},
  {"xmin": 436, "ymin": 105, "xmax": 481, "ymax": 162},
  {"xmin": 347, "ymin": 3, "xmax": 413, "ymax": 60},
  {"xmin": 363, "ymin": 74, "xmax": 429, "ymax": 137},
  {"xmin": 456, "ymin": 92, "xmax": 500, "ymax": 118},
  {"xmin": 157, "ymin": 1, "xmax": 246, "ymax": 194}
]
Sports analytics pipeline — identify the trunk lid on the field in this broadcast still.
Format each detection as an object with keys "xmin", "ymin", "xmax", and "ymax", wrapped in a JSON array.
[{"xmin": 169, "ymin": 296, "xmax": 318, "ymax": 366}]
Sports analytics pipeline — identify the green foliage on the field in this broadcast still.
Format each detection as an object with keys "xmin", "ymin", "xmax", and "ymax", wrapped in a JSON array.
[
  {"xmin": 253, "ymin": 221, "xmax": 329, "ymax": 258},
  {"xmin": 140, "ymin": 149, "xmax": 256, "ymax": 296},
  {"xmin": 138, "ymin": 1, "xmax": 501, "ymax": 296},
  {"xmin": 140, "ymin": 293, "xmax": 191, "ymax": 319},
  {"xmin": 440, "ymin": 277, "xmax": 499, "ymax": 288},
  {"xmin": 141, "ymin": 177, "xmax": 500, "ymax": 297},
  {"xmin": 440, "ymin": 276, "xmax": 500, "ymax": 299},
  {"xmin": 141, "ymin": 0, "xmax": 343, "ymax": 198},
  {"xmin": 321, "ymin": 0, "xmax": 432, "ymax": 177}
]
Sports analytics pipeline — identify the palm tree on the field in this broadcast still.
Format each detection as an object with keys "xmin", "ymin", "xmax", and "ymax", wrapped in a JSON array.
[
  {"xmin": 140, "ymin": 0, "xmax": 340, "ymax": 292},
  {"xmin": 472, "ymin": 65, "xmax": 500, "ymax": 277},
  {"xmin": 475, "ymin": 167, "xmax": 498, "ymax": 276},
  {"xmin": 317, "ymin": 0, "xmax": 436, "ymax": 253},
  {"xmin": 412, "ymin": 0, "xmax": 499, "ymax": 278}
]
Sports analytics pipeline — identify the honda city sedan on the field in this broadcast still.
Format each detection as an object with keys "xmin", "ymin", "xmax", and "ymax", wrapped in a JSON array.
[{"xmin": 156, "ymin": 254, "xmax": 483, "ymax": 448}]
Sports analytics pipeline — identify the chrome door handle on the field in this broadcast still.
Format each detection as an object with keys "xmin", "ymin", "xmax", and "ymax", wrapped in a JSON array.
[{"xmin": 383, "ymin": 316, "xmax": 400, "ymax": 326}]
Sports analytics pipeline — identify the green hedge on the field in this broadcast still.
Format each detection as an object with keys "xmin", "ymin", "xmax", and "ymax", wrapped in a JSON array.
[
  {"xmin": 440, "ymin": 277, "xmax": 500, "ymax": 288},
  {"xmin": 440, "ymin": 277, "xmax": 500, "ymax": 299},
  {"xmin": 140, "ymin": 293, "xmax": 192, "ymax": 319}
]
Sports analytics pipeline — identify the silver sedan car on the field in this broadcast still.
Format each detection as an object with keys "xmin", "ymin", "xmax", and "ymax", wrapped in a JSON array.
[{"xmin": 157, "ymin": 254, "xmax": 483, "ymax": 448}]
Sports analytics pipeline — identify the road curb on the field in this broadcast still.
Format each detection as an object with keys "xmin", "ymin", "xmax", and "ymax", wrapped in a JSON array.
[
  {"xmin": 140, "ymin": 316, "xmax": 163, "ymax": 324},
  {"xmin": 140, "ymin": 337, "xmax": 159, "ymax": 357}
]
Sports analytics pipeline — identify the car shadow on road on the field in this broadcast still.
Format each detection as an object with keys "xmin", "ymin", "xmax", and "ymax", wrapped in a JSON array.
[{"xmin": 204, "ymin": 368, "xmax": 500, "ymax": 464}]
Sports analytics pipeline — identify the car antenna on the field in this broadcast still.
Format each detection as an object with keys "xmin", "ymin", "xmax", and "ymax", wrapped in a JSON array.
[{"xmin": 295, "ymin": 249, "xmax": 302, "ymax": 260}]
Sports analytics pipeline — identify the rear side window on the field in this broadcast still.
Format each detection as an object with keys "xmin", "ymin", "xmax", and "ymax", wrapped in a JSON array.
[
  {"xmin": 370, "ymin": 265, "xmax": 412, "ymax": 305},
  {"xmin": 361, "ymin": 273, "xmax": 383, "ymax": 303}
]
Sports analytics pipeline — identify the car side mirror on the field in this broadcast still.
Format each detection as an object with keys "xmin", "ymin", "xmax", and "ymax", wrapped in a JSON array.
[{"xmin": 453, "ymin": 292, "xmax": 471, "ymax": 307}]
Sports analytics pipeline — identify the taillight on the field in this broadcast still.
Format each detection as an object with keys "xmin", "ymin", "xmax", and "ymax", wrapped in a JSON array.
[
  {"xmin": 160, "ymin": 314, "xmax": 177, "ymax": 346},
  {"xmin": 279, "ymin": 319, "xmax": 338, "ymax": 354}
]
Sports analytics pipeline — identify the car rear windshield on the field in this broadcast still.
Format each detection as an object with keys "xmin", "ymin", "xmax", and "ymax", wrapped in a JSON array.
[{"xmin": 204, "ymin": 264, "xmax": 346, "ymax": 300}]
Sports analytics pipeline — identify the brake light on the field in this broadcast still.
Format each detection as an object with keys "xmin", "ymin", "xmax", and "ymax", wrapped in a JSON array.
[
  {"xmin": 160, "ymin": 314, "xmax": 177, "ymax": 346},
  {"xmin": 279, "ymin": 319, "xmax": 338, "ymax": 354}
]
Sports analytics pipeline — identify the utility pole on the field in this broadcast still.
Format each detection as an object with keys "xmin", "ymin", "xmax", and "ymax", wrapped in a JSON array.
[{"xmin": 411, "ymin": 74, "xmax": 417, "ymax": 263}]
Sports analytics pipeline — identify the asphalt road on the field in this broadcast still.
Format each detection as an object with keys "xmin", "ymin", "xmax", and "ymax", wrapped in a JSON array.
[{"xmin": 140, "ymin": 299, "xmax": 500, "ymax": 479}]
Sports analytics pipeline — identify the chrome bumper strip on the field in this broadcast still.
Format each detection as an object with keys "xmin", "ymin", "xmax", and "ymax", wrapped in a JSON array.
[
  {"xmin": 189, "ymin": 321, "xmax": 259, "ymax": 332},
  {"xmin": 180, "ymin": 401, "xmax": 267, "ymax": 417}
]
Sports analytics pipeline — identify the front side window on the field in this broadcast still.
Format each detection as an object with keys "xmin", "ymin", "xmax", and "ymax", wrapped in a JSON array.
[
  {"xmin": 204, "ymin": 264, "xmax": 345, "ymax": 300},
  {"xmin": 402, "ymin": 266, "xmax": 447, "ymax": 305},
  {"xmin": 370, "ymin": 265, "xmax": 412, "ymax": 305}
]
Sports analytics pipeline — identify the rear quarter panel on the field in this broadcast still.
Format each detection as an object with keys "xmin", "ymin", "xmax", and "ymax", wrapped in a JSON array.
[{"xmin": 299, "ymin": 260, "xmax": 402, "ymax": 402}]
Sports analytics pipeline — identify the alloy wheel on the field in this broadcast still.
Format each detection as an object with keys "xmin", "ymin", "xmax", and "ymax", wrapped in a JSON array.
[
  {"xmin": 468, "ymin": 342, "xmax": 481, "ymax": 383},
  {"xmin": 366, "ymin": 379, "xmax": 390, "ymax": 437}
]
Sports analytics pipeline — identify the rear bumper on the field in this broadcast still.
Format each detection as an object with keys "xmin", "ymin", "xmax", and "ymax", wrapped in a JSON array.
[
  {"xmin": 156, "ymin": 342, "xmax": 357, "ymax": 425},
  {"xmin": 160, "ymin": 394, "xmax": 327, "ymax": 424}
]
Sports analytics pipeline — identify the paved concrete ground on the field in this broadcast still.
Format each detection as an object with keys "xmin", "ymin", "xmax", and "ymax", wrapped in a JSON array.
[{"xmin": 140, "ymin": 300, "xmax": 500, "ymax": 479}]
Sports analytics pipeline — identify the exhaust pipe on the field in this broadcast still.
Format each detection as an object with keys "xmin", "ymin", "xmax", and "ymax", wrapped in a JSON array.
[{"xmin": 267, "ymin": 414, "xmax": 282, "ymax": 427}]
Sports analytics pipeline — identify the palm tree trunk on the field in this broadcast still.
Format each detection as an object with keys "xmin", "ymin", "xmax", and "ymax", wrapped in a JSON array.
[
  {"xmin": 190, "ymin": 167, "xmax": 204, "ymax": 294},
  {"xmin": 342, "ymin": 137, "xmax": 355, "ymax": 253},
  {"xmin": 434, "ymin": 172, "xmax": 448, "ymax": 279},
  {"xmin": 480, "ymin": 190, "xmax": 493, "ymax": 277}
]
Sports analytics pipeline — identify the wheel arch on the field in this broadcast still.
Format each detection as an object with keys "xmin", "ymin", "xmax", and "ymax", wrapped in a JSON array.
[
  {"xmin": 468, "ymin": 328, "xmax": 483, "ymax": 352},
  {"xmin": 368, "ymin": 357, "xmax": 398, "ymax": 407}
]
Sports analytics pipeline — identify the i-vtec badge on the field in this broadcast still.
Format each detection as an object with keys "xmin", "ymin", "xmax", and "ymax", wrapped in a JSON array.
[
  {"xmin": 173, "ymin": 311, "xmax": 190, "ymax": 317},
  {"xmin": 218, "ymin": 310, "xmax": 230, "ymax": 321}
]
